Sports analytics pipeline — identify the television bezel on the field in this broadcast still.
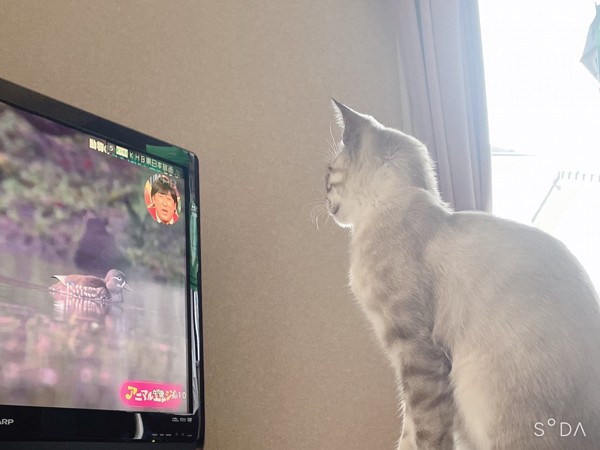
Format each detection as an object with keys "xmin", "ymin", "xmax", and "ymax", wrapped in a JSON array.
[{"xmin": 0, "ymin": 77, "xmax": 204, "ymax": 449}]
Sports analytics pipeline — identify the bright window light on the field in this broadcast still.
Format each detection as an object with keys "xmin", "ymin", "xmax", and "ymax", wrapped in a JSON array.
[{"xmin": 479, "ymin": 0, "xmax": 600, "ymax": 287}]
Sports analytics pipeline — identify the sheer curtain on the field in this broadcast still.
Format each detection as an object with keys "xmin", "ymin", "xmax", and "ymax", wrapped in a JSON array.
[{"xmin": 392, "ymin": 0, "xmax": 492, "ymax": 212}]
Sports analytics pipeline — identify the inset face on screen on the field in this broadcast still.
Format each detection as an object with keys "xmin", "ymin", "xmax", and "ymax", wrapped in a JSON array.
[{"xmin": 145, "ymin": 174, "xmax": 182, "ymax": 225}]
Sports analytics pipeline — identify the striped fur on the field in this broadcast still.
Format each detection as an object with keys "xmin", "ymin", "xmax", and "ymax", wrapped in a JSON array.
[{"xmin": 325, "ymin": 101, "xmax": 600, "ymax": 449}]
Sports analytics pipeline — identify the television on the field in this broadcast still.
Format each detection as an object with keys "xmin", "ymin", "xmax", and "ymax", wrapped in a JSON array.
[{"xmin": 0, "ymin": 78, "xmax": 204, "ymax": 449}]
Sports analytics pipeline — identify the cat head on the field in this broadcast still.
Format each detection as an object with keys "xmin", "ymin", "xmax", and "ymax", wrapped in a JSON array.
[{"xmin": 325, "ymin": 100, "xmax": 439, "ymax": 229}]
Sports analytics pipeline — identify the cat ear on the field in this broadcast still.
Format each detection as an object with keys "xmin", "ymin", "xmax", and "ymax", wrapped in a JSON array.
[{"xmin": 331, "ymin": 99, "xmax": 369, "ymax": 149}]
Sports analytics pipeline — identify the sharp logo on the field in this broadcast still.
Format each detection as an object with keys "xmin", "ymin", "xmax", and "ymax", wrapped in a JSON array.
[{"xmin": 0, "ymin": 419, "xmax": 14, "ymax": 425}]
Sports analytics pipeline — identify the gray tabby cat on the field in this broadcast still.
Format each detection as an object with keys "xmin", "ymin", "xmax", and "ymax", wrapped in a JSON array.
[{"xmin": 325, "ymin": 100, "xmax": 600, "ymax": 450}]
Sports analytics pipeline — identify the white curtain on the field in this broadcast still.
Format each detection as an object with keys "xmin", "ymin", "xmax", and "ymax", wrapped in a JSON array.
[{"xmin": 392, "ymin": 0, "xmax": 492, "ymax": 212}]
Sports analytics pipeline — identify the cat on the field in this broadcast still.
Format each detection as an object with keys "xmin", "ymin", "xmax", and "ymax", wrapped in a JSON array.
[{"xmin": 324, "ymin": 100, "xmax": 600, "ymax": 450}]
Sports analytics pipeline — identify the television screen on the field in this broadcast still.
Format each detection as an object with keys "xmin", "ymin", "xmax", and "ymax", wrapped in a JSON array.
[{"xmin": 0, "ymin": 78, "xmax": 203, "ymax": 448}]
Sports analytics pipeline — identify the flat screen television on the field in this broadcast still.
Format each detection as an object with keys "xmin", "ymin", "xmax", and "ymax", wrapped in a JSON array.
[{"xmin": 0, "ymin": 78, "xmax": 204, "ymax": 449}]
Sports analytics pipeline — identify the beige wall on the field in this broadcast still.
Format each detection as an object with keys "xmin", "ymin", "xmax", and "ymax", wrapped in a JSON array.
[{"xmin": 0, "ymin": 1, "xmax": 405, "ymax": 448}]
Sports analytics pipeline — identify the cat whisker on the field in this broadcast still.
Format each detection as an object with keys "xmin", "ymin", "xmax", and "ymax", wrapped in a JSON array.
[
  {"xmin": 304, "ymin": 198, "xmax": 326, "ymax": 212},
  {"xmin": 314, "ymin": 149, "xmax": 334, "ymax": 162},
  {"xmin": 326, "ymin": 143, "xmax": 338, "ymax": 160},
  {"xmin": 309, "ymin": 200, "xmax": 329, "ymax": 231},
  {"xmin": 312, "ymin": 122, "xmax": 342, "ymax": 163},
  {"xmin": 328, "ymin": 121, "xmax": 341, "ymax": 153},
  {"xmin": 320, "ymin": 141, "xmax": 341, "ymax": 161},
  {"xmin": 310, "ymin": 204, "xmax": 323, "ymax": 226}
]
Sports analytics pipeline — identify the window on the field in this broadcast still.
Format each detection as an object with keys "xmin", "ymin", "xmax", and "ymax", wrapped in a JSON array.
[{"xmin": 479, "ymin": 0, "xmax": 600, "ymax": 288}]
